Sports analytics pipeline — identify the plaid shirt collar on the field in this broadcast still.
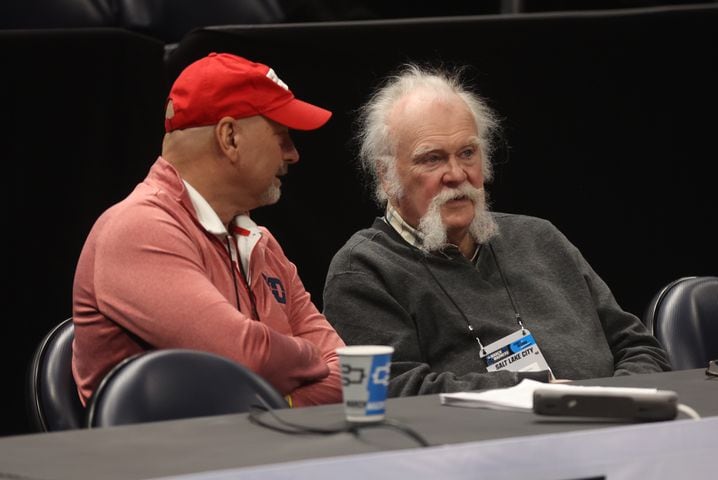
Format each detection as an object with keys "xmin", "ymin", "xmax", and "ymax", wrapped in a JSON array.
[{"xmin": 384, "ymin": 203, "xmax": 425, "ymax": 249}]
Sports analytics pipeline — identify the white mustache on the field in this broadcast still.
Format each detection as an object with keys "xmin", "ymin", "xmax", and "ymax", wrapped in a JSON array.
[{"xmin": 431, "ymin": 183, "xmax": 483, "ymax": 206}]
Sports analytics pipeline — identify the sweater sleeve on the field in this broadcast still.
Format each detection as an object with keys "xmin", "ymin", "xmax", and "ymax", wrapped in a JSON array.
[
  {"xmin": 324, "ymin": 261, "xmax": 549, "ymax": 397},
  {"xmin": 553, "ymin": 225, "xmax": 672, "ymax": 375},
  {"xmin": 581, "ymin": 256, "xmax": 672, "ymax": 375}
]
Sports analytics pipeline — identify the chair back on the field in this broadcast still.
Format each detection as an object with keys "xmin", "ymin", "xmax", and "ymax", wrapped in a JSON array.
[
  {"xmin": 643, "ymin": 276, "xmax": 718, "ymax": 370},
  {"xmin": 27, "ymin": 318, "xmax": 85, "ymax": 431},
  {"xmin": 87, "ymin": 348, "xmax": 288, "ymax": 428}
]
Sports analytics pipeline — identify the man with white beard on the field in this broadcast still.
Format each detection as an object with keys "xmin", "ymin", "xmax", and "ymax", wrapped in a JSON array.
[
  {"xmin": 73, "ymin": 53, "xmax": 345, "ymax": 407},
  {"xmin": 323, "ymin": 64, "xmax": 670, "ymax": 397}
]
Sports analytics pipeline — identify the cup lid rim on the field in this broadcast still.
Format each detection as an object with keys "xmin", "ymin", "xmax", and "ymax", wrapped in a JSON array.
[{"xmin": 336, "ymin": 345, "xmax": 394, "ymax": 355}]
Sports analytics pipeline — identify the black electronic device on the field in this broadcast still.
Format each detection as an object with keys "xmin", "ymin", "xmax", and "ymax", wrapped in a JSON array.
[{"xmin": 533, "ymin": 387, "xmax": 678, "ymax": 422}]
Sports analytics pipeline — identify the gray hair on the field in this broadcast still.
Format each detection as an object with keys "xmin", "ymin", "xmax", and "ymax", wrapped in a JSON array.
[{"xmin": 355, "ymin": 64, "xmax": 500, "ymax": 205}]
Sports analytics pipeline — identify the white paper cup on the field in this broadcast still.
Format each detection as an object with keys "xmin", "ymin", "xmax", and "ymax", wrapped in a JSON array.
[{"xmin": 336, "ymin": 345, "xmax": 394, "ymax": 422}]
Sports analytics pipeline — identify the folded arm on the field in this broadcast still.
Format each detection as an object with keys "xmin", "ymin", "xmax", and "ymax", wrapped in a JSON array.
[
  {"xmin": 280, "ymin": 252, "xmax": 344, "ymax": 406},
  {"xmin": 91, "ymin": 205, "xmax": 329, "ymax": 395}
]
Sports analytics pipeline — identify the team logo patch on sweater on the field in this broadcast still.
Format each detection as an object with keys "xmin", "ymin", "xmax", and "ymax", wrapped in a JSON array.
[{"xmin": 263, "ymin": 274, "xmax": 286, "ymax": 304}]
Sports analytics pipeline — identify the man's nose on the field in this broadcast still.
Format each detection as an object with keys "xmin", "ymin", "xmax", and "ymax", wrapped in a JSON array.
[
  {"xmin": 442, "ymin": 156, "xmax": 468, "ymax": 184},
  {"xmin": 284, "ymin": 145, "xmax": 299, "ymax": 164}
]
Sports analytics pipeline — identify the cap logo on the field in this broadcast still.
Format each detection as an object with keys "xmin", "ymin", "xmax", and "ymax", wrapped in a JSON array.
[{"xmin": 266, "ymin": 68, "xmax": 289, "ymax": 91}]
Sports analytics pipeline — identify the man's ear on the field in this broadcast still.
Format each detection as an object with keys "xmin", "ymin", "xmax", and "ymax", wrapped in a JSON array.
[{"xmin": 215, "ymin": 117, "xmax": 239, "ymax": 159}]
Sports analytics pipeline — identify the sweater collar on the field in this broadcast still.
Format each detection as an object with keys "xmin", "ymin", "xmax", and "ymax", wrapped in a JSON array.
[
  {"xmin": 183, "ymin": 180, "xmax": 226, "ymax": 235},
  {"xmin": 146, "ymin": 157, "xmax": 260, "ymax": 238}
]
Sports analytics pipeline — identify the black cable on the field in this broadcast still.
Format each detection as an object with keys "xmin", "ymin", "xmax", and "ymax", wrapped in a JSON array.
[
  {"xmin": 247, "ymin": 396, "xmax": 430, "ymax": 448},
  {"xmin": 351, "ymin": 418, "xmax": 431, "ymax": 447},
  {"xmin": 248, "ymin": 404, "xmax": 348, "ymax": 435}
]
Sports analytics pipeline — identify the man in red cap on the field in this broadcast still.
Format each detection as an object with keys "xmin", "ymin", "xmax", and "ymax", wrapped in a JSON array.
[{"xmin": 72, "ymin": 53, "xmax": 344, "ymax": 407}]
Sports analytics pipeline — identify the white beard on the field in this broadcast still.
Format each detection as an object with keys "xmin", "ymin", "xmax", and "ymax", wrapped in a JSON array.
[
  {"xmin": 417, "ymin": 183, "xmax": 498, "ymax": 252},
  {"xmin": 258, "ymin": 184, "xmax": 281, "ymax": 206},
  {"xmin": 259, "ymin": 166, "xmax": 287, "ymax": 207}
]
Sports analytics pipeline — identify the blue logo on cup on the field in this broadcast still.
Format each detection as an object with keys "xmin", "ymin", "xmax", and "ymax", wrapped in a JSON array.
[{"xmin": 365, "ymin": 354, "xmax": 392, "ymax": 416}]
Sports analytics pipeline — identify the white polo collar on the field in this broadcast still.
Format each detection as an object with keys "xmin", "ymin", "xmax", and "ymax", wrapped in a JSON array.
[{"xmin": 183, "ymin": 180, "xmax": 261, "ymax": 236}]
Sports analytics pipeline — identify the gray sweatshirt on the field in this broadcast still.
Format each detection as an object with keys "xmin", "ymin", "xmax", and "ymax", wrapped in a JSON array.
[{"xmin": 323, "ymin": 213, "xmax": 671, "ymax": 397}]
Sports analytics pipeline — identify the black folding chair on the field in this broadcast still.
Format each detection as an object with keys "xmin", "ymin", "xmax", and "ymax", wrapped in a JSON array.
[
  {"xmin": 643, "ymin": 276, "xmax": 718, "ymax": 370},
  {"xmin": 27, "ymin": 318, "xmax": 85, "ymax": 431},
  {"xmin": 87, "ymin": 348, "xmax": 288, "ymax": 428}
]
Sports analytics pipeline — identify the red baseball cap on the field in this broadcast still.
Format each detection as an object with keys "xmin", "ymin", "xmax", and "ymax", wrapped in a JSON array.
[{"xmin": 164, "ymin": 52, "xmax": 332, "ymax": 132}]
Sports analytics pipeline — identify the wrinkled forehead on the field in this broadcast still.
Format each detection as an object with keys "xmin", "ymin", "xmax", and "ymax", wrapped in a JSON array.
[{"xmin": 388, "ymin": 91, "xmax": 478, "ymax": 152}]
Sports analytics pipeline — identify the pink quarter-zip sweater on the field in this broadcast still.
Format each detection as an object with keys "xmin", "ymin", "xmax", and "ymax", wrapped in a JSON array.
[{"xmin": 72, "ymin": 157, "xmax": 344, "ymax": 407}]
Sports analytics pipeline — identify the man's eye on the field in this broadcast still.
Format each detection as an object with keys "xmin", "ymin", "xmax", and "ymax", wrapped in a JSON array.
[
  {"xmin": 460, "ymin": 148, "xmax": 476, "ymax": 159},
  {"xmin": 419, "ymin": 154, "xmax": 442, "ymax": 164}
]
